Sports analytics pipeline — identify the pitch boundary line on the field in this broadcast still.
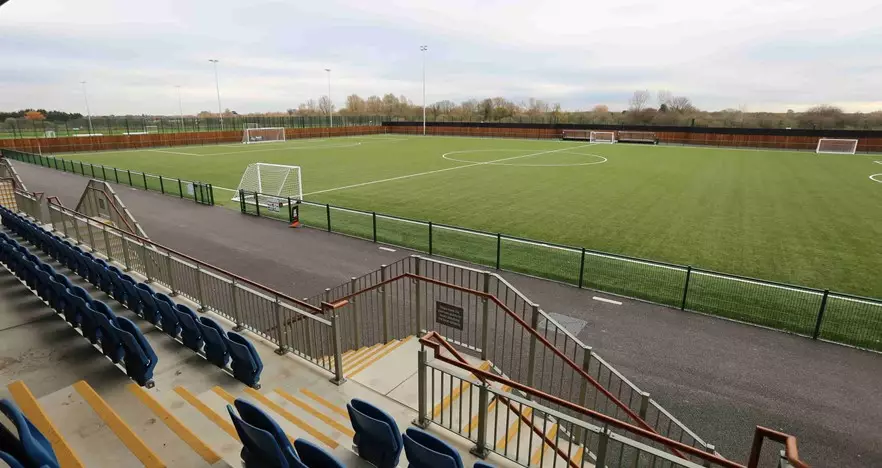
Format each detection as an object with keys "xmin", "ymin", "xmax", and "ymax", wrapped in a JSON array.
[
  {"xmin": 300, "ymin": 144, "xmax": 598, "ymax": 197},
  {"xmin": 441, "ymin": 148, "xmax": 607, "ymax": 167},
  {"xmin": 871, "ymin": 174, "xmax": 882, "ymax": 183}
]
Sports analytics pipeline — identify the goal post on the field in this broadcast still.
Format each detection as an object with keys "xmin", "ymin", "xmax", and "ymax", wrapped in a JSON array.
[
  {"xmin": 244, "ymin": 123, "xmax": 259, "ymax": 130},
  {"xmin": 145, "ymin": 125, "xmax": 159, "ymax": 134},
  {"xmin": 590, "ymin": 131, "xmax": 616, "ymax": 144},
  {"xmin": 243, "ymin": 127, "xmax": 286, "ymax": 144},
  {"xmin": 816, "ymin": 138, "xmax": 858, "ymax": 154},
  {"xmin": 562, "ymin": 130, "xmax": 591, "ymax": 141},
  {"xmin": 231, "ymin": 163, "xmax": 303, "ymax": 205}
]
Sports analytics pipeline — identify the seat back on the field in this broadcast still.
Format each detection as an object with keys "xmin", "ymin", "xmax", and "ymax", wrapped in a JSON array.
[
  {"xmin": 134, "ymin": 283, "xmax": 158, "ymax": 324},
  {"xmin": 198, "ymin": 316, "xmax": 230, "ymax": 368},
  {"xmin": 175, "ymin": 304, "xmax": 203, "ymax": 351},
  {"xmin": 119, "ymin": 275, "xmax": 141, "ymax": 312},
  {"xmin": 228, "ymin": 400, "xmax": 298, "ymax": 468},
  {"xmin": 403, "ymin": 428, "xmax": 464, "ymax": 468},
  {"xmin": 65, "ymin": 285, "xmax": 92, "ymax": 329},
  {"xmin": 91, "ymin": 303, "xmax": 125, "ymax": 363},
  {"xmin": 0, "ymin": 450, "xmax": 26, "ymax": 468},
  {"xmin": 226, "ymin": 332, "xmax": 263, "ymax": 387},
  {"xmin": 116, "ymin": 316, "xmax": 157, "ymax": 387},
  {"xmin": 0, "ymin": 399, "xmax": 59, "ymax": 468},
  {"xmin": 292, "ymin": 439, "xmax": 344, "ymax": 468},
  {"xmin": 153, "ymin": 294, "xmax": 180, "ymax": 338},
  {"xmin": 347, "ymin": 399, "xmax": 403, "ymax": 468}
]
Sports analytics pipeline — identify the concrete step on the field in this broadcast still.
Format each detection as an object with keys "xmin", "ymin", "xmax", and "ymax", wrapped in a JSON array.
[
  {"xmin": 6, "ymin": 380, "xmax": 85, "ymax": 468},
  {"xmin": 167, "ymin": 386, "xmax": 244, "ymax": 466}
]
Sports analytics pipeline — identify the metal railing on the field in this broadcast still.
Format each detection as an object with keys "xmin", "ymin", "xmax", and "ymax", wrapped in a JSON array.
[
  {"xmin": 417, "ymin": 332, "xmax": 806, "ymax": 468},
  {"xmin": 314, "ymin": 256, "xmax": 712, "ymax": 454},
  {"xmin": 11, "ymin": 192, "xmax": 346, "ymax": 383}
]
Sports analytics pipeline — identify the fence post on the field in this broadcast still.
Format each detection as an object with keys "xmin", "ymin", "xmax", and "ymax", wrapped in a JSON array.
[
  {"xmin": 273, "ymin": 297, "xmax": 287, "ymax": 355},
  {"xmin": 85, "ymin": 219, "xmax": 96, "ymax": 251},
  {"xmin": 141, "ymin": 242, "xmax": 151, "ymax": 282},
  {"xmin": 287, "ymin": 197, "xmax": 293, "ymax": 223},
  {"xmin": 165, "ymin": 253, "xmax": 176, "ymax": 295},
  {"xmin": 577, "ymin": 347, "xmax": 593, "ymax": 409},
  {"xmin": 469, "ymin": 383, "xmax": 491, "ymax": 459},
  {"xmin": 178, "ymin": 179, "xmax": 183, "ymax": 198},
  {"xmin": 195, "ymin": 264, "xmax": 205, "ymax": 311},
  {"xmin": 414, "ymin": 259, "xmax": 423, "ymax": 336},
  {"xmin": 372, "ymin": 212, "xmax": 377, "ymax": 242},
  {"xmin": 102, "ymin": 224, "xmax": 112, "ymax": 261},
  {"xmin": 813, "ymin": 290, "xmax": 830, "ymax": 340},
  {"xmin": 325, "ymin": 204, "xmax": 331, "ymax": 232},
  {"xmin": 526, "ymin": 304, "xmax": 540, "ymax": 390},
  {"xmin": 379, "ymin": 264, "xmax": 391, "ymax": 342},
  {"xmin": 142, "ymin": 172, "xmax": 147, "ymax": 189},
  {"xmin": 428, "ymin": 222, "xmax": 433, "ymax": 255},
  {"xmin": 101, "ymin": 165, "xmax": 106, "ymax": 180},
  {"xmin": 230, "ymin": 278, "xmax": 243, "ymax": 331},
  {"xmin": 351, "ymin": 277, "xmax": 362, "ymax": 349},
  {"xmin": 114, "ymin": 167, "xmax": 119, "ymax": 184},
  {"xmin": 595, "ymin": 427, "xmax": 610, "ymax": 467},
  {"xmin": 638, "ymin": 392, "xmax": 651, "ymax": 419},
  {"xmin": 578, "ymin": 247, "xmax": 586, "ymax": 288},
  {"xmin": 480, "ymin": 272, "xmax": 491, "ymax": 360},
  {"xmin": 326, "ymin": 302, "xmax": 346, "ymax": 385},
  {"xmin": 702, "ymin": 444, "xmax": 717, "ymax": 468},
  {"xmin": 80, "ymin": 161, "xmax": 85, "ymax": 175},
  {"xmin": 90, "ymin": 164, "xmax": 95, "ymax": 178},
  {"xmin": 495, "ymin": 234, "xmax": 501, "ymax": 269},
  {"xmin": 159, "ymin": 175, "xmax": 165, "ymax": 194},
  {"xmin": 413, "ymin": 348, "xmax": 430, "ymax": 428},
  {"xmin": 239, "ymin": 190, "xmax": 246, "ymax": 213},
  {"xmin": 681, "ymin": 266, "xmax": 693, "ymax": 310},
  {"xmin": 121, "ymin": 236, "xmax": 131, "ymax": 271},
  {"xmin": 127, "ymin": 170, "xmax": 132, "ymax": 186},
  {"xmin": 254, "ymin": 192, "xmax": 260, "ymax": 217}
]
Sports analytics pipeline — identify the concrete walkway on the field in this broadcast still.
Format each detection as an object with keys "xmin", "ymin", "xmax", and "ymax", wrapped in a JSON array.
[{"xmin": 11, "ymin": 160, "xmax": 882, "ymax": 467}]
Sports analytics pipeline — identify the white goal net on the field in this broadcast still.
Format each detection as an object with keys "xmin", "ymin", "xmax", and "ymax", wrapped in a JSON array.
[
  {"xmin": 243, "ymin": 127, "xmax": 286, "ymax": 144},
  {"xmin": 231, "ymin": 163, "xmax": 302, "ymax": 206},
  {"xmin": 590, "ymin": 131, "xmax": 616, "ymax": 144},
  {"xmin": 816, "ymin": 138, "xmax": 858, "ymax": 154},
  {"xmin": 145, "ymin": 125, "xmax": 159, "ymax": 134},
  {"xmin": 244, "ymin": 123, "xmax": 259, "ymax": 130}
]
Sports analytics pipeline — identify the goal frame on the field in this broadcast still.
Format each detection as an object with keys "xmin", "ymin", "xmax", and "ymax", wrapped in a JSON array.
[
  {"xmin": 231, "ymin": 163, "xmax": 303, "ymax": 206},
  {"xmin": 816, "ymin": 138, "xmax": 858, "ymax": 154},
  {"xmin": 242, "ymin": 127, "xmax": 286, "ymax": 144},
  {"xmin": 590, "ymin": 131, "xmax": 617, "ymax": 144},
  {"xmin": 145, "ymin": 125, "xmax": 159, "ymax": 134}
]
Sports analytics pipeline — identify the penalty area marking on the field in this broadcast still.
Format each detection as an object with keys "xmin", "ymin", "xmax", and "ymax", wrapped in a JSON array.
[
  {"xmin": 874, "ymin": 161, "xmax": 882, "ymax": 164},
  {"xmin": 871, "ymin": 174, "xmax": 882, "ymax": 183},
  {"xmin": 442, "ymin": 148, "xmax": 607, "ymax": 167},
  {"xmin": 593, "ymin": 296, "xmax": 622, "ymax": 305},
  {"xmin": 378, "ymin": 246, "xmax": 397, "ymax": 252}
]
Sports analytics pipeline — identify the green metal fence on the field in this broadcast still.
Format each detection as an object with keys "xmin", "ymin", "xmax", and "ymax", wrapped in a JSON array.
[
  {"xmin": 237, "ymin": 192, "xmax": 882, "ymax": 353},
  {"xmin": 1, "ymin": 149, "xmax": 214, "ymax": 206}
]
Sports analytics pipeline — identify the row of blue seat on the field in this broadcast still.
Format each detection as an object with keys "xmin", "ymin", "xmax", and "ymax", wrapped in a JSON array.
[
  {"xmin": 0, "ymin": 206, "xmax": 263, "ymax": 388},
  {"xmin": 0, "ymin": 399, "xmax": 59, "ymax": 468},
  {"xmin": 0, "ymin": 209, "xmax": 157, "ymax": 388}
]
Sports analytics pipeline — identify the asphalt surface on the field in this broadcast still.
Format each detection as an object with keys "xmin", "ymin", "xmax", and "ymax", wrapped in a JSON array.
[{"xmin": 12, "ymin": 161, "xmax": 882, "ymax": 467}]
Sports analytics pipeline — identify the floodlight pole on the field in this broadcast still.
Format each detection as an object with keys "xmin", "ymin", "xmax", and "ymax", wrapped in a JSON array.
[
  {"xmin": 420, "ymin": 45, "xmax": 428, "ymax": 136},
  {"xmin": 80, "ymin": 81, "xmax": 93, "ymax": 134},
  {"xmin": 209, "ymin": 59, "xmax": 223, "ymax": 131},
  {"xmin": 175, "ymin": 85, "xmax": 184, "ymax": 131},
  {"xmin": 325, "ymin": 68, "xmax": 333, "ymax": 128}
]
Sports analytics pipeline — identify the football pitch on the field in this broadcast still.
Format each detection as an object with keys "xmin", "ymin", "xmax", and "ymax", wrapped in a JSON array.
[{"xmin": 54, "ymin": 134, "xmax": 882, "ymax": 299}]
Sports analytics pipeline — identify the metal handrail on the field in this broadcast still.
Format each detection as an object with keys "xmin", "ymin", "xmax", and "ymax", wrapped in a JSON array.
[
  {"xmin": 82, "ymin": 185, "xmax": 138, "ymax": 235},
  {"xmin": 420, "ymin": 332, "xmax": 756, "ymax": 468},
  {"xmin": 748, "ymin": 427, "xmax": 808, "ymax": 468},
  {"xmin": 45, "ymin": 197, "xmax": 322, "ymax": 314}
]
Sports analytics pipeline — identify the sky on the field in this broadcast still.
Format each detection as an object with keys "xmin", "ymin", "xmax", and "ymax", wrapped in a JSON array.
[{"xmin": 1, "ymin": 0, "xmax": 881, "ymax": 115}]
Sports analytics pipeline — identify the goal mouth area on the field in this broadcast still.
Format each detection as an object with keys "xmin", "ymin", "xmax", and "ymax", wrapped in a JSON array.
[{"xmin": 816, "ymin": 138, "xmax": 859, "ymax": 154}]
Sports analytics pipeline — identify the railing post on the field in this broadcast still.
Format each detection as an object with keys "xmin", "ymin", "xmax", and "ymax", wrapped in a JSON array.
[
  {"xmin": 102, "ymin": 224, "xmax": 112, "ymax": 261},
  {"xmin": 595, "ymin": 427, "xmax": 610, "ymax": 467},
  {"xmin": 469, "ymin": 383, "xmax": 491, "ymax": 459},
  {"xmin": 230, "ymin": 278, "xmax": 243, "ymax": 331},
  {"xmin": 578, "ymin": 247, "xmax": 586, "ymax": 288},
  {"xmin": 495, "ymin": 233, "xmax": 501, "ymax": 269},
  {"xmin": 165, "ymin": 253, "xmax": 176, "ymax": 296},
  {"xmin": 159, "ymin": 175, "xmax": 165, "ymax": 194},
  {"xmin": 526, "ymin": 304, "xmax": 540, "ymax": 389},
  {"xmin": 351, "ymin": 277, "xmax": 362, "ymax": 349},
  {"xmin": 638, "ymin": 392, "xmax": 651, "ymax": 419},
  {"xmin": 273, "ymin": 297, "xmax": 287, "ymax": 355},
  {"xmin": 681, "ymin": 266, "xmax": 693, "ymax": 310},
  {"xmin": 813, "ymin": 289, "xmax": 830, "ymax": 340},
  {"xmin": 85, "ymin": 219, "xmax": 96, "ymax": 251},
  {"xmin": 141, "ymin": 242, "xmax": 151, "ymax": 282},
  {"xmin": 578, "ymin": 347, "xmax": 593, "ymax": 410},
  {"xmin": 413, "ymin": 348, "xmax": 430, "ymax": 428},
  {"xmin": 142, "ymin": 172, "xmax": 147, "ymax": 189},
  {"xmin": 178, "ymin": 179, "xmax": 183, "ymax": 198},
  {"xmin": 480, "ymin": 272, "xmax": 490, "ymax": 360},
  {"xmin": 372, "ymin": 212, "xmax": 377, "ymax": 242},
  {"xmin": 414, "ymin": 259, "xmax": 423, "ymax": 336},
  {"xmin": 701, "ymin": 444, "xmax": 716, "ymax": 468},
  {"xmin": 326, "ymin": 204, "xmax": 331, "ymax": 232},
  {"xmin": 114, "ymin": 167, "xmax": 119, "ymax": 184},
  {"xmin": 381, "ymin": 264, "xmax": 390, "ymax": 342},
  {"xmin": 121, "ymin": 236, "xmax": 131, "ymax": 271},
  {"xmin": 127, "ymin": 169, "xmax": 132, "ymax": 186},
  {"xmin": 326, "ymin": 302, "xmax": 346, "ymax": 385},
  {"xmin": 428, "ymin": 221, "xmax": 433, "ymax": 255}
]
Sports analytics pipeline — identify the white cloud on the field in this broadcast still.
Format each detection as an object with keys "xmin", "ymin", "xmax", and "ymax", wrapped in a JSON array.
[{"xmin": 0, "ymin": 0, "xmax": 880, "ymax": 114}]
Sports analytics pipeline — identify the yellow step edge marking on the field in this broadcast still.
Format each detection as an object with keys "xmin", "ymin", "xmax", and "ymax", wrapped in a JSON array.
[
  {"xmin": 571, "ymin": 446, "xmax": 585, "ymax": 465},
  {"xmin": 530, "ymin": 423, "xmax": 558, "ymax": 466},
  {"xmin": 7, "ymin": 381, "xmax": 85, "ymax": 468},
  {"xmin": 173, "ymin": 386, "xmax": 239, "ymax": 441},
  {"xmin": 433, "ymin": 360, "xmax": 491, "ymax": 418},
  {"xmin": 300, "ymin": 389, "xmax": 349, "ymax": 419},
  {"xmin": 341, "ymin": 349, "xmax": 356, "ymax": 358},
  {"xmin": 127, "ymin": 384, "xmax": 221, "ymax": 464},
  {"xmin": 342, "ymin": 344, "xmax": 379, "ymax": 366},
  {"xmin": 462, "ymin": 397, "xmax": 498, "ymax": 434},
  {"xmin": 241, "ymin": 387, "xmax": 339, "ymax": 450},
  {"xmin": 497, "ymin": 407, "xmax": 533, "ymax": 451},
  {"xmin": 72, "ymin": 381, "xmax": 166, "ymax": 468},
  {"xmin": 345, "ymin": 341, "xmax": 395, "ymax": 373},
  {"xmin": 347, "ymin": 336, "xmax": 414, "ymax": 378},
  {"xmin": 274, "ymin": 389, "xmax": 354, "ymax": 438}
]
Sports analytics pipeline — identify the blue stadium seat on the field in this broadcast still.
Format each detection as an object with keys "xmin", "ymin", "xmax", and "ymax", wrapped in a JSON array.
[
  {"xmin": 116, "ymin": 316, "xmax": 157, "ymax": 387},
  {"xmin": 65, "ymin": 245, "xmax": 83, "ymax": 272},
  {"xmin": 473, "ymin": 462, "xmax": 495, "ymax": 468},
  {"xmin": 65, "ymin": 285, "xmax": 92, "ymax": 329},
  {"xmin": 176, "ymin": 304, "xmax": 203, "ymax": 352},
  {"xmin": 292, "ymin": 439, "xmax": 344, "ymax": 468},
  {"xmin": 227, "ymin": 331, "xmax": 263, "ymax": 388},
  {"xmin": 34, "ymin": 263, "xmax": 55, "ymax": 302},
  {"xmin": 0, "ymin": 399, "xmax": 59, "ymax": 468},
  {"xmin": 154, "ymin": 294, "xmax": 181, "ymax": 338},
  {"xmin": 119, "ymin": 275, "xmax": 142, "ymax": 313},
  {"xmin": 403, "ymin": 428, "xmax": 464, "ymax": 468},
  {"xmin": 199, "ymin": 316, "xmax": 230, "ymax": 368},
  {"xmin": 91, "ymin": 301, "xmax": 124, "ymax": 363},
  {"xmin": 135, "ymin": 282, "xmax": 160, "ymax": 325},
  {"xmin": 94, "ymin": 259, "xmax": 115, "ymax": 295},
  {"xmin": 0, "ymin": 450, "xmax": 26, "ymax": 468},
  {"xmin": 347, "ymin": 399, "xmax": 403, "ymax": 468},
  {"xmin": 227, "ymin": 399, "xmax": 299, "ymax": 468},
  {"xmin": 105, "ymin": 266, "xmax": 127, "ymax": 301},
  {"xmin": 48, "ymin": 273, "xmax": 73, "ymax": 313},
  {"xmin": 85, "ymin": 257, "xmax": 107, "ymax": 287},
  {"xmin": 76, "ymin": 251, "xmax": 94, "ymax": 280}
]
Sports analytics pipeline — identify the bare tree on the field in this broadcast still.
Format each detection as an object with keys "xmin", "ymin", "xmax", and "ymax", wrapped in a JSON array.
[
  {"xmin": 669, "ymin": 96, "xmax": 695, "ymax": 113},
  {"xmin": 657, "ymin": 90, "xmax": 673, "ymax": 110},
  {"xmin": 318, "ymin": 96, "xmax": 333, "ymax": 115},
  {"xmin": 628, "ymin": 90, "xmax": 651, "ymax": 112},
  {"xmin": 344, "ymin": 94, "xmax": 365, "ymax": 114},
  {"xmin": 592, "ymin": 104, "xmax": 609, "ymax": 113}
]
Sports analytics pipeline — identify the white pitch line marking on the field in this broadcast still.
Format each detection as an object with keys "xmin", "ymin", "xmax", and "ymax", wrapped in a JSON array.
[
  {"xmin": 302, "ymin": 144, "xmax": 597, "ymax": 197},
  {"xmin": 593, "ymin": 296, "xmax": 622, "ymax": 305},
  {"xmin": 378, "ymin": 246, "xmax": 397, "ymax": 252},
  {"xmin": 871, "ymin": 174, "xmax": 882, "ymax": 183},
  {"xmin": 874, "ymin": 160, "xmax": 882, "ymax": 164},
  {"xmin": 149, "ymin": 149, "xmax": 202, "ymax": 156}
]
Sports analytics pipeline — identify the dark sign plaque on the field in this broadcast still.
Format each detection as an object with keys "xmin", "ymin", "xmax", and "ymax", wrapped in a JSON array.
[{"xmin": 435, "ymin": 301, "xmax": 464, "ymax": 330}]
